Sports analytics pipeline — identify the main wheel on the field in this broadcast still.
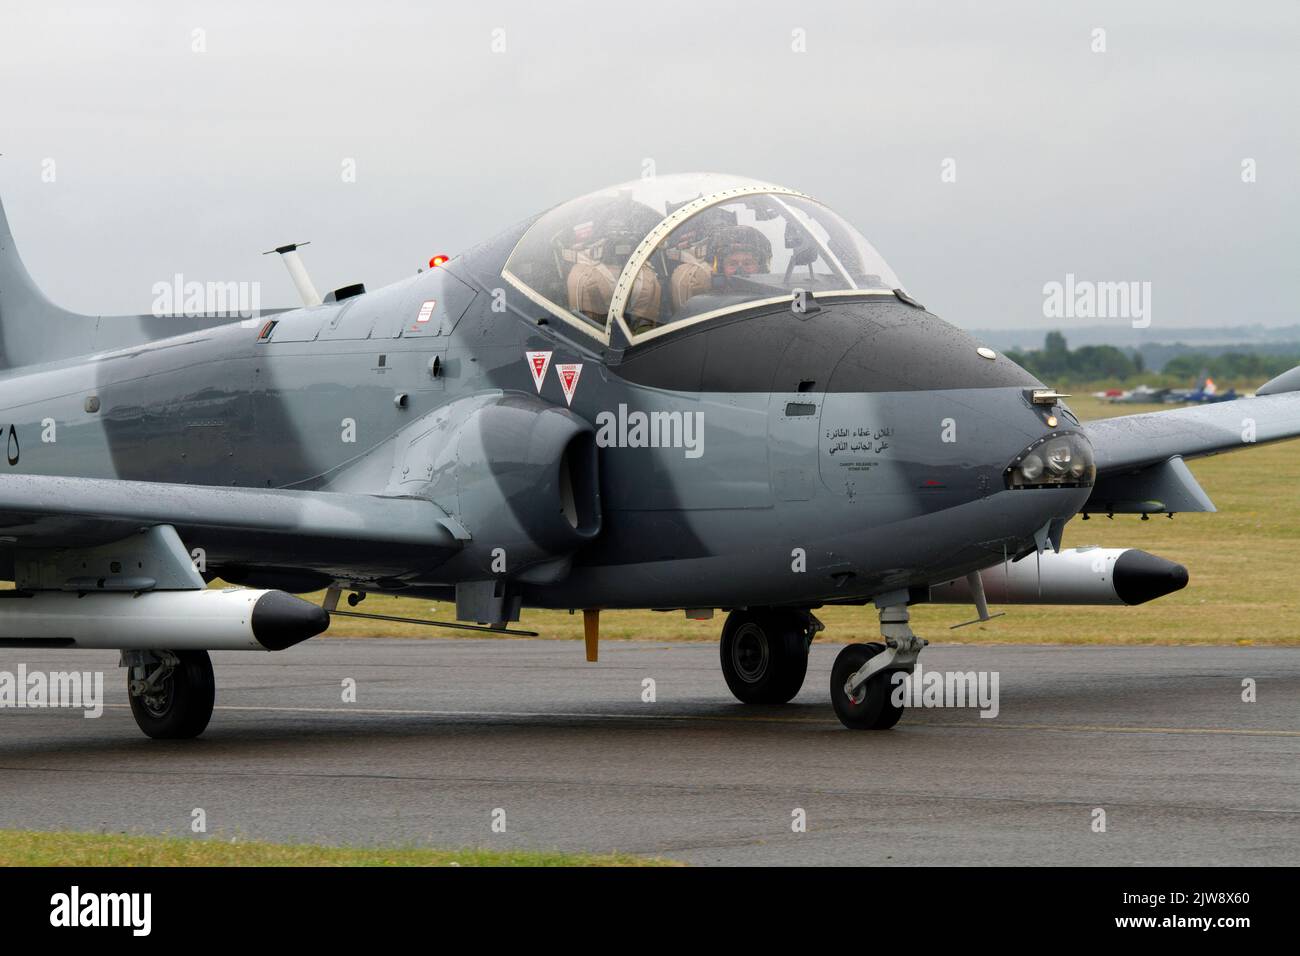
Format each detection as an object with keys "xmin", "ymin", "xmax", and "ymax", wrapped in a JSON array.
[
  {"xmin": 829, "ymin": 642, "xmax": 906, "ymax": 730},
  {"xmin": 720, "ymin": 609, "xmax": 810, "ymax": 704},
  {"xmin": 128, "ymin": 650, "xmax": 216, "ymax": 739}
]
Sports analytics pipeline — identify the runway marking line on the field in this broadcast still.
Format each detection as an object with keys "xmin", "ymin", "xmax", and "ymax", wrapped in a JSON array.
[{"xmin": 100, "ymin": 703, "xmax": 1300, "ymax": 737}]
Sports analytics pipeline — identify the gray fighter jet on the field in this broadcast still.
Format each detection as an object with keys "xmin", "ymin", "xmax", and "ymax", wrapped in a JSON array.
[{"xmin": 1, "ymin": 174, "xmax": 1297, "ymax": 736}]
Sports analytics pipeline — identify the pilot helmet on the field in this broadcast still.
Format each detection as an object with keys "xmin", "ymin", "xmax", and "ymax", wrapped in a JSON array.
[
  {"xmin": 665, "ymin": 206, "xmax": 734, "ymax": 262},
  {"xmin": 710, "ymin": 225, "xmax": 772, "ymax": 276},
  {"xmin": 582, "ymin": 217, "xmax": 643, "ymax": 266}
]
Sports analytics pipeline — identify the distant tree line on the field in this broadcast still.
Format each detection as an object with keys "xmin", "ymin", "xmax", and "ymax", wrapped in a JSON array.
[
  {"xmin": 1005, "ymin": 332, "xmax": 1300, "ymax": 385},
  {"xmin": 1005, "ymin": 332, "xmax": 1142, "ymax": 381},
  {"xmin": 1161, "ymin": 351, "xmax": 1300, "ymax": 381}
]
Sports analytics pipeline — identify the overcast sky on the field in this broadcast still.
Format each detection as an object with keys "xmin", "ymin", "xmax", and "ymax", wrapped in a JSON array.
[{"xmin": 0, "ymin": 0, "xmax": 1295, "ymax": 335}]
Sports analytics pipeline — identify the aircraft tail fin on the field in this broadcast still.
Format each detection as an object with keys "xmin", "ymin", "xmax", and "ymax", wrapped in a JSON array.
[
  {"xmin": 0, "ymin": 192, "xmax": 100, "ymax": 368},
  {"xmin": 0, "ymin": 192, "xmax": 266, "ymax": 371}
]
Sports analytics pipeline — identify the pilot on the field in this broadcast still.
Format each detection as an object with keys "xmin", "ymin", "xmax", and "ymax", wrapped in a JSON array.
[
  {"xmin": 712, "ymin": 225, "xmax": 772, "ymax": 278},
  {"xmin": 566, "ymin": 223, "xmax": 661, "ymax": 329},
  {"xmin": 669, "ymin": 223, "xmax": 772, "ymax": 313},
  {"xmin": 667, "ymin": 226, "xmax": 713, "ymax": 314}
]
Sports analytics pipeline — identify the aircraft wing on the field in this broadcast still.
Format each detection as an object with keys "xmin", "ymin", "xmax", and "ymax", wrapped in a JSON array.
[
  {"xmin": 0, "ymin": 474, "xmax": 467, "ymax": 578},
  {"xmin": 1084, "ymin": 390, "xmax": 1300, "ymax": 474},
  {"xmin": 1080, "ymin": 379, "xmax": 1300, "ymax": 514}
]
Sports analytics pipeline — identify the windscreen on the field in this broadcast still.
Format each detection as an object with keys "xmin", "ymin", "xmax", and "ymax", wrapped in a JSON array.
[{"xmin": 623, "ymin": 194, "xmax": 901, "ymax": 337}]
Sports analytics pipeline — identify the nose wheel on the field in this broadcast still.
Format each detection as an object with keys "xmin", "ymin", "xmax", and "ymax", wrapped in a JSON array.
[
  {"xmin": 830, "ymin": 603, "xmax": 927, "ymax": 730},
  {"xmin": 719, "ymin": 609, "xmax": 817, "ymax": 704},
  {"xmin": 830, "ymin": 642, "xmax": 905, "ymax": 729}
]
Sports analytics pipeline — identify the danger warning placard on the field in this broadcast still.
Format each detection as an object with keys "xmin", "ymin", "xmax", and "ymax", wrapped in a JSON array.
[
  {"xmin": 556, "ymin": 363, "xmax": 582, "ymax": 406},
  {"xmin": 526, "ymin": 350, "xmax": 552, "ymax": 392}
]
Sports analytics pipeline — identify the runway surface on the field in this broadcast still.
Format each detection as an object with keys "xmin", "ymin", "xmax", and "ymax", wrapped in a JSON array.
[{"xmin": 1, "ymin": 638, "xmax": 1297, "ymax": 865}]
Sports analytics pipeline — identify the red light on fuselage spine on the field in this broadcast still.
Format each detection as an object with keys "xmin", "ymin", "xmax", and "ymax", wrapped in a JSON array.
[{"xmin": 429, "ymin": 255, "xmax": 449, "ymax": 268}]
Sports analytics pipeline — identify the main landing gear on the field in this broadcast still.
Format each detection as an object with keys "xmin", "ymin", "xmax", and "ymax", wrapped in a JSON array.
[
  {"xmin": 124, "ymin": 649, "xmax": 216, "ymax": 739},
  {"xmin": 719, "ymin": 609, "xmax": 821, "ymax": 704},
  {"xmin": 719, "ymin": 603, "xmax": 929, "ymax": 730}
]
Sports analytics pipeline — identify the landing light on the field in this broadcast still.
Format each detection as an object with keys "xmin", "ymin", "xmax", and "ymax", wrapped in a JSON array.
[{"xmin": 1006, "ymin": 432, "xmax": 1095, "ymax": 489}]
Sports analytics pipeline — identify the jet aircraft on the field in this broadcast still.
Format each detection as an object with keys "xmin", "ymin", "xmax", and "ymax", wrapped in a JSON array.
[{"xmin": 1, "ymin": 173, "xmax": 1297, "ymax": 735}]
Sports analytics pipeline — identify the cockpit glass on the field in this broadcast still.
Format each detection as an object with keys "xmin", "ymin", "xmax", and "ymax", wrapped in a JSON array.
[
  {"xmin": 501, "ymin": 174, "xmax": 763, "ymax": 332},
  {"xmin": 500, "ymin": 174, "xmax": 902, "ymax": 340},
  {"xmin": 630, "ymin": 195, "xmax": 900, "ymax": 337}
]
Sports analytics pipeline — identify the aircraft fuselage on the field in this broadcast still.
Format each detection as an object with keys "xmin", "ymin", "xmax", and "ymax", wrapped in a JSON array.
[{"xmin": 0, "ymin": 236, "xmax": 1089, "ymax": 611}]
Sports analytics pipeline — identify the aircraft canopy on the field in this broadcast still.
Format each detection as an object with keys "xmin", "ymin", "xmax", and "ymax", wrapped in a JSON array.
[{"xmin": 501, "ymin": 173, "xmax": 902, "ymax": 345}]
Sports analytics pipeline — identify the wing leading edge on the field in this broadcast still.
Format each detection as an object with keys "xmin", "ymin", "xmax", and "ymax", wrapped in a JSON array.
[
  {"xmin": 0, "ymin": 474, "xmax": 467, "ymax": 581},
  {"xmin": 1084, "ymin": 390, "xmax": 1300, "ymax": 474}
]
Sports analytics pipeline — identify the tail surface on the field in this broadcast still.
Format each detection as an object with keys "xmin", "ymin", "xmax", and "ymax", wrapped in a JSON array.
[{"xmin": 0, "ymin": 193, "xmax": 268, "ymax": 370}]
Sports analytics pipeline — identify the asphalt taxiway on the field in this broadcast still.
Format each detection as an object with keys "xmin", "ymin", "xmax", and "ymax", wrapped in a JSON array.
[{"xmin": 1, "ymin": 639, "xmax": 1296, "ymax": 865}]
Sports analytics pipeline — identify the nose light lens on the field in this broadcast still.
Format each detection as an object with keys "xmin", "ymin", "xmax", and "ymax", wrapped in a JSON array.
[
  {"xmin": 1006, "ymin": 432, "xmax": 1095, "ymax": 490},
  {"xmin": 1045, "ymin": 443, "xmax": 1072, "ymax": 475}
]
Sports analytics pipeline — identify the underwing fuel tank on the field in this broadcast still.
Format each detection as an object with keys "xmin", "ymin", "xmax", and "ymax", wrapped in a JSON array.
[
  {"xmin": 0, "ymin": 588, "xmax": 329, "ymax": 650},
  {"xmin": 929, "ymin": 547, "xmax": 1189, "ymax": 606}
]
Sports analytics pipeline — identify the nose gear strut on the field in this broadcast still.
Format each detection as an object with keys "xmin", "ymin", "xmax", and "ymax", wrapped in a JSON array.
[
  {"xmin": 830, "ymin": 602, "xmax": 929, "ymax": 730},
  {"xmin": 844, "ymin": 604, "xmax": 928, "ymax": 701}
]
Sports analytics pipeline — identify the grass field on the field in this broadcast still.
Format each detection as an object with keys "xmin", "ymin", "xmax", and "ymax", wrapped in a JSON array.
[
  {"xmin": 315, "ymin": 395, "xmax": 1300, "ymax": 648},
  {"xmin": 0, "ymin": 831, "xmax": 671, "ymax": 867}
]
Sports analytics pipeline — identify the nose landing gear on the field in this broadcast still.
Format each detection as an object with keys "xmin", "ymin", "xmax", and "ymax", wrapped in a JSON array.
[{"xmin": 830, "ymin": 604, "xmax": 927, "ymax": 730}]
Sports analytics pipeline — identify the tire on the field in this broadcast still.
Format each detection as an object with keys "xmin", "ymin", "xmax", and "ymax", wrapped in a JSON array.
[
  {"xmin": 720, "ymin": 609, "xmax": 810, "ymax": 704},
  {"xmin": 128, "ymin": 650, "xmax": 216, "ymax": 739},
  {"xmin": 830, "ymin": 642, "xmax": 906, "ymax": 730}
]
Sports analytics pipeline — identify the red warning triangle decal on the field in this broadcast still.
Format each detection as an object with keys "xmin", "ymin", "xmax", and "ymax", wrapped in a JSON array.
[
  {"xmin": 525, "ymin": 351, "xmax": 552, "ymax": 393},
  {"xmin": 556, "ymin": 363, "xmax": 582, "ymax": 406}
]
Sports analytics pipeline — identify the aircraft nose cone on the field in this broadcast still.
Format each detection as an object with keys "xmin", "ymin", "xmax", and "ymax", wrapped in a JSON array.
[{"xmin": 1112, "ymin": 550, "xmax": 1189, "ymax": 605}]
